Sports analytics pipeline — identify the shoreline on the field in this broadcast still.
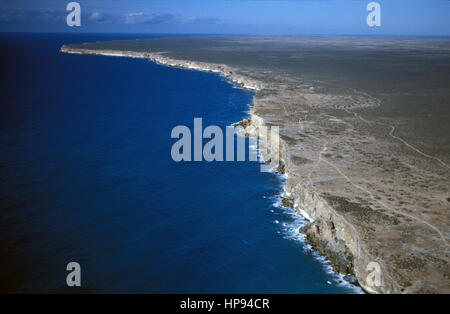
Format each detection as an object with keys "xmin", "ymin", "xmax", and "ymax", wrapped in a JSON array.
[
  {"xmin": 59, "ymin": 45, "xmax": 389, "ymax": 293},
  {"xmin": 60, "ymin": 46, "xmax": 263, "ymax": 91}
]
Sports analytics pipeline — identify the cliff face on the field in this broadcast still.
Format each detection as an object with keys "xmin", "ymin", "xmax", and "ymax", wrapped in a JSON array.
[
  {"xmin": 61, "ymin": 37, "xmax": 450, "ymax": 294},
  {"xmin": 60, "ymin": 46, "xmax": 263, "ymax": 91},
  {"xmin": 235, "ymin": 114, "xmax": 397, "ymax": 294}
]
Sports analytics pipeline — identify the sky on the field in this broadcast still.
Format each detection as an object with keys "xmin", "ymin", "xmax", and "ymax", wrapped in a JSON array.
[{"xmin": 0, "ymin": 0, "xmax": 449, "ymax": 36}]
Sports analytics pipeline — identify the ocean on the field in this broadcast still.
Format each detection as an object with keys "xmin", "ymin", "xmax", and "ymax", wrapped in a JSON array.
[{"xmin": 0, "ymin": 33, "xmax": 358, "ymax": 293}]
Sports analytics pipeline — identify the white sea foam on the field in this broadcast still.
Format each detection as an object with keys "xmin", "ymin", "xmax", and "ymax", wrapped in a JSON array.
[
  {"xmin": 262, "ymin": 163, "xmax": 278, "ymax": 173},
  {"xmin": 269, "ymin": 184, "xmax": 363, "ymax": 294},
  {"xmin": 223, "ymin": 67, "xmax": 362, "ymax": 293}
]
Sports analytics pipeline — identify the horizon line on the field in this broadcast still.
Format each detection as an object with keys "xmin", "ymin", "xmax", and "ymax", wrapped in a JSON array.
[{"xmin": 1, "ymin": 31, "xmax": 450, "ymax": 38}]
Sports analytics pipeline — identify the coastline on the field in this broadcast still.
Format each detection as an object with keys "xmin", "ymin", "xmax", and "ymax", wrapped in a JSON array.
[
  {"xmin": 60, "ymin": 46, "xmax": 263, "ymax": 91},
  {"xmin": 61, "ymin": 39, "xmax": 450, "ymax": 294},
  {"xmin": 60, "ymin": 45, "xmax": 369, "ymax": 293}
]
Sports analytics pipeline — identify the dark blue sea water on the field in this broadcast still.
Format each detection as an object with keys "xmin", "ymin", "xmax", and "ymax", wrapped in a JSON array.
[{"xmin": 0, "ymin": 33, "xmax": 358, "ymax": 293}]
